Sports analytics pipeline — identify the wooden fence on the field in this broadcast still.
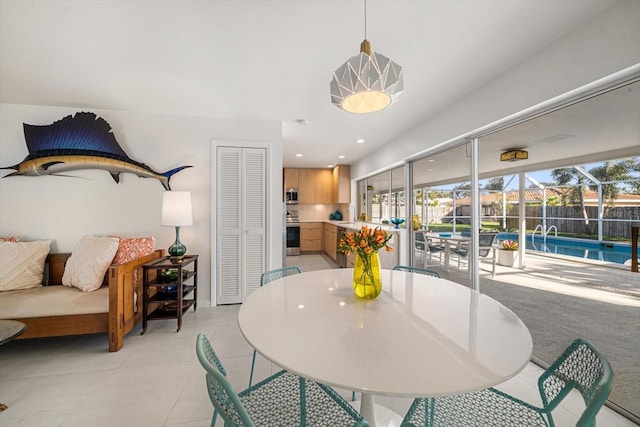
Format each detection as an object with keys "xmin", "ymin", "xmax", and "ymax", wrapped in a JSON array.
[{"xmin": 504, "ymin": 206, "xmax": 640, "ymax": 239}]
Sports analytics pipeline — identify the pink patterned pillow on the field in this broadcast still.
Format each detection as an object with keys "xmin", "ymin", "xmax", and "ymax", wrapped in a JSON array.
[
  {"xmin": 110, "ymin": 236, "xmax": 156, "ymax": 265},
  {"xmin": 0, "ymin": 236, "xmax": 19, "ymax": 242}
]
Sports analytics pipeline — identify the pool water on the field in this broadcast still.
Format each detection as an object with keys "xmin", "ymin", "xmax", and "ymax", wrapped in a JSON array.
[{"xmin": 496, "ymin": 233, "xmax": 637, "ymax": 265}]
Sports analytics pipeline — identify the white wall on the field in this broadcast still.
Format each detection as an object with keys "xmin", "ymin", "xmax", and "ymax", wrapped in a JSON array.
[
  {"xmin": 351, "ymin": 0, "xmax": 640, "ymax": 180},
  {"xmin": 0, "ymin": 104, "xmax": 282, "ymax": 306}
]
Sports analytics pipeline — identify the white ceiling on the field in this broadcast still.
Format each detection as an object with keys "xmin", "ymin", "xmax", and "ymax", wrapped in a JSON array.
[
  {"xmin": 411, "ymin": 79, "xmax": 640, "ymax": 187},
  {"xmin": 0, "ymin": 0, "xmax": 623, "ymax": 168}
]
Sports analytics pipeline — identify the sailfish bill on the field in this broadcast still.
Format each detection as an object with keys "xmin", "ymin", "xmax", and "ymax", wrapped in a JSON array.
[{"xmin": 1, "ymin": 112, "xmax": 192, "ymax": 190}]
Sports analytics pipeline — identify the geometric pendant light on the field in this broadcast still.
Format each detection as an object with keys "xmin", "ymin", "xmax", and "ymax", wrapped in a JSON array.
[{"xmin": 330, "ymin": 0, "xmax": 404, "ymax": 114}]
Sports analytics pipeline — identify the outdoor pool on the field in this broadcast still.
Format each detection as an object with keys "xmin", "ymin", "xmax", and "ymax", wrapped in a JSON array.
[{"xmin": 496, "ymin": 233, "xmax": 637, "ymax": 265}]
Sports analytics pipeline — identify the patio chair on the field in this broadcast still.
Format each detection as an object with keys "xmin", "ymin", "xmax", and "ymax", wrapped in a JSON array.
[
  {"xmin": 248, "ymin": 266, "xmax": 302, "ymax": 388},
  {"xmin": 196, "ymin": 333, "xmax": 369, "ymax": 427},
  {"xmin": 415, "ymin": 231, "xmax": 444, "ymax": 266},
  {"xmin": 450, "ymin": 232, "xmax": 497, "ymax": 277},
  {"xmin": 393, "ymin": 265, "xmax": 441, "ymax": 278},
  {"xmin": 401, "ymin": 338, "xmax": 613, "ymax": 427}
]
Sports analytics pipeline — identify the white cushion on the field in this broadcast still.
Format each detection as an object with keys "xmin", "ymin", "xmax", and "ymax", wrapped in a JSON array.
[
  {"xmin": 0, "ymin": 240, "xmax": 52, "ymax": 291},
  {"xmin": 0, "ymin": 285, "xmax": 108, "ymax": 318},
  {"xmin": 62, "ymin": 236, "xmax": 120, "ymax": 292}
]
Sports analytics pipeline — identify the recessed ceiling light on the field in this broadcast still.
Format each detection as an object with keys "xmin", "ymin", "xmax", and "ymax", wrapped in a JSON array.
[
  {"xmin": 338, "ymin": 155, "xmax": 345, "ymax": 159},
  {"xmin": 327, "ymin": 164, "xmax": 334, "ymax": 168},
  {"xmin": 296, "ymin": 153, "xmax": 303, "ymax": 157},
  {"xmin": 356, "ymin": 139, "xmax": 365, "ymax": 144},
  {"xmin": 428, "ymin": 159, "xmax": 435, "ymax": 163}
]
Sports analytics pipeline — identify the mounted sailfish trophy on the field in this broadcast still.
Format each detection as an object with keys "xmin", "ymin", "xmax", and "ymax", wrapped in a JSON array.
[{"xmin": 1, "ymin": 112, "xmax": 191, "ymax": 190}]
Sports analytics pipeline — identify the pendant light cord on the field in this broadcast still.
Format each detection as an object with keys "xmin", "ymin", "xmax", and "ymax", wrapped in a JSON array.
[
  {"xmin": 364, "ymin": 0, "xmax": 367, "ymax": 40},
  {"xmin": 360, "ymin": 0, "xmax": 371, "ymax": 54}
]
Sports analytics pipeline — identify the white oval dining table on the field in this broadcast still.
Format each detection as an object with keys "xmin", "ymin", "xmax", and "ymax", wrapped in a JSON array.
[{"xmin": 238, "ymin": 268, "xmax": 532, "ymax": 426}]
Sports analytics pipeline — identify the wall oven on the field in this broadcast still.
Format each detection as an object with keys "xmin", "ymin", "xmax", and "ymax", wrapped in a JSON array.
[{"xmin": 285, "ymin": 209, "xmax": 300, "ymax": 256}]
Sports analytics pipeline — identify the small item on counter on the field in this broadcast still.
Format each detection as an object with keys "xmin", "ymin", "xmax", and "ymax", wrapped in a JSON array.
[
  {"xmin": 329, "ymin": 213, "xmax": 335, "ymax": 220},
  {"xmin": 412, "ymin": 214, "xmax": 421, "ymax": 230},
  {"xmin": 390, "ymin": 218, "xmax": 405, "ymax": 229},
  {"xmin": 334, "ymin": 210, "xmax": 343, "ymax": 220}
]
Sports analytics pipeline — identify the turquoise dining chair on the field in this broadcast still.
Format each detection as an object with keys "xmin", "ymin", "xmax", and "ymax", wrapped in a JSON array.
[
  {"xmin": 248, "ymin": 266, "xmax": 303, "ymax": 388},
  {"xmin": 401, "ymin": 338, "xmax": 613, "ymax": 427},
  {"xmin": 196, "ymin": 333, "xmax": 369, "ymax": 427},
  {"xmin": 392, "ymin": 265, "xmax": 441, "ymax": 278}
]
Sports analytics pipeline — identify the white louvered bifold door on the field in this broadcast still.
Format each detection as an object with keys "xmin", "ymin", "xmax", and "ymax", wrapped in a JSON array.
[
  {"xmin": 216, "ymin": 146, "xmax": 266, "ymax": 304},
  {"xmin": 241, "ymin": 148, "xmax": 266, "ymax": 298}
]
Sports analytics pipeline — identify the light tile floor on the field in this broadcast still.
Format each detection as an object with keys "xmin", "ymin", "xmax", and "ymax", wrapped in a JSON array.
[{"xmin": 0, "ymin": 254, "xmax": 635, "ymax": 426}]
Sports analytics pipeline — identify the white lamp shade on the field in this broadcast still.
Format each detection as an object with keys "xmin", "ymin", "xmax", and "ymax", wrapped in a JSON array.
[{"xmin": 161, "ymin": 191, "xmax": 193, "ymax": 226}]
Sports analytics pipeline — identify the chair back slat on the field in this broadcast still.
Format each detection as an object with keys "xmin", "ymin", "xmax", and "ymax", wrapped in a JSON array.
[
  {"xmin": 415, "ymin": 232, "xmax": 426, "ymax": 251},
  {"xmin": 476, "ymin": 233, "xmax": 498, "ymax": 258},
  {"xmin": 196, "ymin": 334, "xmax": 254, "ymax": 426},
  {"xmin": 478, "ymin": 233, "xmax": 498, "ymax": 247},
  {"xmin": 538, "ymin": 338, "xmax": 613, "ymax": 427},
  {"xmin": 260, "ymin": 266, "xmax": 303, "ymax": 286}
]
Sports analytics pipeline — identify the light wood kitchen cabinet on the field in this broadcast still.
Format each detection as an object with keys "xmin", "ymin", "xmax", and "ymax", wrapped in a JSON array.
[
  {"xmin": 314, "ymin": 169, "xmax": 333, "ymax": 204},
  {"xmin": 283, "ymin": 168, "xmax": 298, "ymax": 191},
  {"xmin": 323, "ymin": 222, "xmax": 337, "ymax": 260},
  {"xmin": 332, "ymin": 165, "xmax": 350, "ymax": 204},
  {"xmin": 300, "ymin": 223, "xmax": 322, "ymax": 252},
  {"xmin": 285, "ymin": 167, "xmax": 342, "ymax": 204},
  {"xmin": 298, "ymin": 169, "xmax": 316, "ymax": 204}
]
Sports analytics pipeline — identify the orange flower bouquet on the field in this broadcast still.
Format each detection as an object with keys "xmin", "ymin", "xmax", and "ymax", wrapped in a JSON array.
[{"xmin": 338, "ymin": 226, "xmax": 393, "ymax": 299}]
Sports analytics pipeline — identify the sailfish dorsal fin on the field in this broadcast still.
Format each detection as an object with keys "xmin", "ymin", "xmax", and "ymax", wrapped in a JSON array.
[{"xmin": 23, "ymin": 112, "xmax": 129, "ymax": 158}]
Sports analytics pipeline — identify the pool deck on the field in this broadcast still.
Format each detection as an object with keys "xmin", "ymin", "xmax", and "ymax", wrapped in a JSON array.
[{"xmin": 440, "ymin": 251, "xmax": 640, "ymax": 419}]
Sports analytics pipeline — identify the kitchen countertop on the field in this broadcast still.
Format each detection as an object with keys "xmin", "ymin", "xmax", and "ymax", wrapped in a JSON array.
[{"xmin": 298, "ymin": 220, "xmax": 407, "ymax": 233}]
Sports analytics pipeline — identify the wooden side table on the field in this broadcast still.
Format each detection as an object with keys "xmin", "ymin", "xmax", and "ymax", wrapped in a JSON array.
[
  {"xmin": 0, "ymin": 320, "xmax": 26, "ymax": 411},
  {"xmin": 141, "ymin": 255, "xmax": 198, "ymax": 334}
]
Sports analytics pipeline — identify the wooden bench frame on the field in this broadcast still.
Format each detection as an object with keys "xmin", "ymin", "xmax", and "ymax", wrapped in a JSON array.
[{"xmin": 15, "ymin": 249, "xmax": 163, "ymax": 351}]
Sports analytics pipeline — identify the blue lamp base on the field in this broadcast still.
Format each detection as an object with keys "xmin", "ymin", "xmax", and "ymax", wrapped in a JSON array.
[{"xmin": 168, "ymin": 226, "xmax": 187, "ymax": 263}]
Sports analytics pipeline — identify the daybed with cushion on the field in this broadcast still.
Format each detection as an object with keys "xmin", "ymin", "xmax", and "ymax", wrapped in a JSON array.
[{"xmin": 0, "ymin": 236, "xmax": 162, "ymax": 352}]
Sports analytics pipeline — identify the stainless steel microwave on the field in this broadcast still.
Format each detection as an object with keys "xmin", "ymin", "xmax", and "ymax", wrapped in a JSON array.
[{"xmin": 285, "ymin": 189, "xmax": 298, "ymax": 204}]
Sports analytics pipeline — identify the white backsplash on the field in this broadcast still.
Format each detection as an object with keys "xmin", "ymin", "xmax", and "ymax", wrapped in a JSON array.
[{"xmin": 296, "ymin": 203, "xmax": 351, "ymax": 221}]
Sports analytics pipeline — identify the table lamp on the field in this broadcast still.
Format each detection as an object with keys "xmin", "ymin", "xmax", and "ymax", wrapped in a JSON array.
[{"xmin": 161, "ymin": 191, "xmax": 193, "ymax": 263}]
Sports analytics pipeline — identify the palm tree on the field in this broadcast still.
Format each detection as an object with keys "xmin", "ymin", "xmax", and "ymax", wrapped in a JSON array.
[
  {"xmin": 588, "ymin": 159, "xmax": 638, "ymax": 208},
  {"xmin": 551, "ymin": 167, "xmax": 590, "ymax": 225},
  {"xmin": 632, "ymin": 159, "xmax": 640, "ymax": 193},
  {"xmin": 483, "ymin": 177, "xmax": 504, "ymax": 191},
  {"xmin": 483, "ymin": 177, "xmax": 504, "ymax": 221}
]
